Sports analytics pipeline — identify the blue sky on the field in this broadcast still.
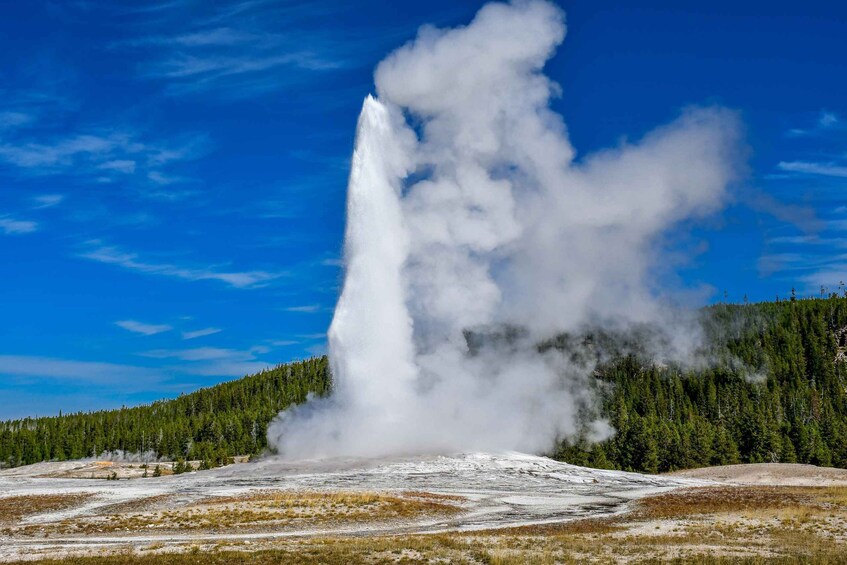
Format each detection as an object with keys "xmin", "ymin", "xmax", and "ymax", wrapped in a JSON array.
[{"xmin": 0, "ymin": 0, "xmax": 845, "ymax": 419}]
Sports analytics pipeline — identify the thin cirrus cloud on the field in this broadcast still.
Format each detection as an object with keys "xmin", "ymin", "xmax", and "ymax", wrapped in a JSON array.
[
  {"xmin": 0, "ymin": 354, "xmax": 163, "ymax": 388},
  {"xmin": 787, "ymin": 111, "xmax": 841, "ymax": 136},
  {"xmin": 98, "ymin": 159, "xmax": 137, "ymax": 174},
  {"xmin": 32, "ymin": 194, "xmax": 65, "ymax": 209},
  {"xmin": 115, "ymin": 319, "xmax": 173, "ymax": 336},
  {"xmin": 147, "ymin": 170, "xmax": 192, "ymax": 186},
  {"xmin": 139, "ymin": 345, "xmax": 272, "ymax": 377},
  {"xmin": 268, "ymin": 339, "xmax": 299, "ymax": 347},
  {"xmin": 137, "ymin": 38, "xmax": 344, "ymax": 97},
  {"xmin": 283, "ymin": 304, "xmax": 324, "ymax": 313},
  {"xmin": 141, "ymin": 346, "xmax": 254, "ymax": 361},
  {"xmin": 760, "ymin": 231, "xmax": 847, "ymax": 291},
  {"xmin": 0, "ymin": 99, "xmax": 208, "ymax": 191},
  {"xmin": 181, "ymin": 327, "xmax": 222, "ymax": 340},
  {"xmin": 110, "ymin": 0, "xmax": 370, "ymax": 98},
  {"xmin": 769, "ymin": 235, "xmax": 847, "ymax": 248},
  {"xmin": 777, "ymin": 161, "xmax": 847, "ymax": 178},
  {"xmin": 78, "ymin": 241, "xmax": 281, "ymax": 288},
  {"xmin": 2, "ymin": 132, "xmax": 134, "ymax": 169},
  {"xmin": 0, "ymin": 111, "xmax": 33, "ymax": 129},
  {"xmin": 801, "ymin": 264, "xmax": 847, "ymax": 291},
  {"xmin": 0, "ymin": 216, "xmax": 38, "ymax": 235}
]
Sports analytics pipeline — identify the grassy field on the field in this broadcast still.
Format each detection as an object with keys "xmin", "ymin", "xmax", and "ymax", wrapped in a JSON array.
[{"xmin": 6, "ymin": 486, "xmax": 847, "ymax": 564}]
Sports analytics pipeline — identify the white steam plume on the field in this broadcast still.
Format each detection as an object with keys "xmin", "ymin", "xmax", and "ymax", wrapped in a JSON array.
[{"xmin": 269, "ymin": 0, "xmax": 742, "ymax": 459}]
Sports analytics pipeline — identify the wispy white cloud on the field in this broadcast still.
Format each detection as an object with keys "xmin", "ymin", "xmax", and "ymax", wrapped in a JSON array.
[
  {"xmin": 0, "ymin": 216, "xmax": 38, "ymax": 235},
  {"xmin": 123, "ymin": 0, "xmax": 192, "ymax": 15},
  {"xmin": 115, "ymin": 319, "xmax": 172, "ymax": 336},
  {"xmin": 182, "ymin": 360, "xmax": 272, "ymax": 377},
  {"xmin": 0, "ymin": 105, "xmax": 207, "ymax": 191},
  {"xmin": 777, "ymin": 161, "xmax": 847, "ymax": 178},
  {"xmin": 761, "ymin": 229, "xmax": 847, "ymax": 293},
  {"xmin": 141, "ymin": 346, "xmax": 250, "ymax": 361},
  {"xmin": 0, "ymin": 133, "xmax": 119, "ymax": 168},
  {"xmin": 147, "ymin": 170, "xmax": 189, "ymax": 185},
  {"xmin": 139, "ymin": 345, "xmax": 271, "ymax": 376},
  {"xmin": 0, "ymin": 355, "xmax": 163, "ymax": 387},
  {"xmin": 746, "ymin": 191, "xmax": 821, "ymax": 233},
  {"xmin": 769, "ymin": 235, "xmax": 847, "ymax": 247},
  {"xmin": 819, "ymin": 111, "xmax": 839, "ymax": 129},
  {"xmin": 152, "ymin": 50, "xmax": 340, "ymax": 78},
  {"xmin": 787, "ymin": 110, "xmax": 842, "ymax": 137},
  {"xmin": 32, "ymin": 194, "xmax": 65, "ymax": 209},
  {"xmin": 78, "ymin": 241, "xmax": 281, "ymax": 288},
  {"xmin": 306, "ymin": 342, "xmax": 327, "ymax": 356},
  {"xmin": 801, "ymin": 264, "xmax": 847, "ymax": 291},
  {"xmin": 154, "ymin": 27, "xmax": 260, "ymax": 48},
  {"xmin": 181, "ymin": 327, "xmax": 221, "ymax": 340},
  {"xmin": 758, "ymin": 252, "xmax": 812, "ymax": 276},
  {"xmin": 284, "ymin": 304, "xmax": 324, "ymax": 313},
  {"xmin": 196, "ymin": 0, "xmax": 331, "ymax": 27},
  {"xmin": 268, "ymin": 339, "xmax": 299, "ymax": 347},
  {"xmin": 143, "ymin": 50, "xmax": 342, "ymax": 98},
  {"xmin": 0, "ymin": 111, "xmax": 32, "ymax": 130},
  {"xmin": 113, "ymin": 2, "xmax": 362, "ymax": 98},
  {"xmin": 98, "ymin": 159, "xmax": 137, "ymax": 174}
]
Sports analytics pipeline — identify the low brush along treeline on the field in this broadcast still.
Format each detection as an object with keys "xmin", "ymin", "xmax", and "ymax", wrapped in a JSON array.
[{"xmin": 2, "ymin": 296, "xmax": 847, "ymax": 473}]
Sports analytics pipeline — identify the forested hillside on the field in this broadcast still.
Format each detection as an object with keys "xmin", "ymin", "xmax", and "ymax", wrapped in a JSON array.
[
  {"xmin": 3, "ymin": 296, "xmax": 847, "ymax": 474},
  {"xmin": 0, "ymin": 357, "xmax": 329, "ymax": 468},
  {"xmin": 556, "ymin": 295, "xmax": 847, "ymax": 472}
]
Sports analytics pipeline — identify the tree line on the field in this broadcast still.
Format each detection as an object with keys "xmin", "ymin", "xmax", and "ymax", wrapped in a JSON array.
[
  {"xmin": 3, "ymin": 295, "xmax": 847, "ymax": 474},
  {"xmin": 556, "ymin": 295, "xmax": 847, "ymax": 472},
  {"xmin": 0, "ymin": 357, "xmax": 329, "ymax": 469}
]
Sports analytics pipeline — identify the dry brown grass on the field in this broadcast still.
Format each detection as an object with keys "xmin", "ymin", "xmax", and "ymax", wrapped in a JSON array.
[
  {"xmin": 12, "ymin": 490, "xmax": 461, "ymax": 537},
  {"xmin": 7, "ymin": 535, "xmax": 847, "ymax": 565},
  {"xmin": 632, "ymin": 486, "xmax": 846, "ymax": 520},
  {"xmin": 93, "ymin": 495, "xmax": 175, "ymax": 516},
  {"xmin": 0, "ymin": 494, "xmax": 92, "ymax": 525},
  {"xmin": 481, "ymin": 517, "xmax": 623, "ymax": 536},
  {"xmin": 401, "ymin": 490, "xmax": 467, "ymax": 502}
]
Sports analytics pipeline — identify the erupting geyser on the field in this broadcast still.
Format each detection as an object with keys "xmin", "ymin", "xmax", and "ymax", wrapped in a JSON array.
[{"xmin": 269, "ymin": 0, "xmax": 742, "ymax": 459}]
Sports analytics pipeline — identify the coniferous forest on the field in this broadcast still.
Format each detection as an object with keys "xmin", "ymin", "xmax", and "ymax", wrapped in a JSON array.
[
  {"xmin": 556, "ymin": 294, "xmax": 847, "ymax": 472},
  {"xmin": 3, "ymin": 296, "xmax": 847, "ymax": 474},
  {"xmin": 0, "ymin": 357, "xmax": 330, "ymax": 469}
]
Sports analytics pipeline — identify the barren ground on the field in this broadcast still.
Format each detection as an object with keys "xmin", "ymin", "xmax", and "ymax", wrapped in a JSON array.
[{"xmin": 1, "ymin": 453, "xmax": 846, "ymax": 564}]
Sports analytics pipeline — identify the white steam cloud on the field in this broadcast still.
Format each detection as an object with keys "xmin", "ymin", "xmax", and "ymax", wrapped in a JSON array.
[{"xmin": 269, "ymin": 0, "xmax": 742, "ymax": 459}]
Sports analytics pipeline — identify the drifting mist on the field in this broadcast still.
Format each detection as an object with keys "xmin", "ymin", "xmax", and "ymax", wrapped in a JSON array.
[{"xmin": 269, "ymin": 0, "xmax": 742, "ymax": 459}]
